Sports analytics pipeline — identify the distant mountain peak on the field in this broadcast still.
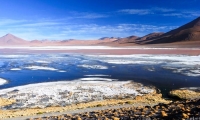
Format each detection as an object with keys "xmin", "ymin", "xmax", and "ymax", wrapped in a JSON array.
[
  {"xmin": 3, "ymin": 33, "xmax": 18, "ymax": 38},
  {"xmin": 0, "ymin": 33, "xmax": 28, "ymax": 45}
]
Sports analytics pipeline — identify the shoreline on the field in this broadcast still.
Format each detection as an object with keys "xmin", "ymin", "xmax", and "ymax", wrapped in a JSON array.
[
  {"xmin": 0, "ymin": 87, "xmax": 170, "ymax": 119},
  {"xmin": 0, "ymin": 80, "xmax": 160, "ymax": 118},
  {"xmin": 0, "ymin": 46, "xmax": 200, "ymax": 55}
]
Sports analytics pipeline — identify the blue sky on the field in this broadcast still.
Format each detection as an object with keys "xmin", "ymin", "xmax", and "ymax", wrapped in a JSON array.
[{"xmin": 0, "ymin": 0, "xmax": 199, "ymax": 40}]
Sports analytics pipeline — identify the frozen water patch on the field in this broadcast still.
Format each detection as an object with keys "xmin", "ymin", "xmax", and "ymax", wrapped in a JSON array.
[
  {"xmin": 0, "ymin": 78, "xmax": 7, "ymax": 86},
  {"xmin": 77, "ymin": 77, "xmax": 117, "ymax": 81},
  {"xmin": 163, "ymin": 66, "xmax": 200, "ymax": 77},
  {"xmin": 78, "ymin": 64, "xmax": 108, "ymax": 69},
  {"xmin": 0, "ymin": 55, "xmax": 29, "ymax": 58},
  {"xmin": 35, "ymin": 61, "xmax": 51, "ymax": 64},
  {"xmin": 182, "ymin": 72, "xmax": 200, "ymax": 77},
  {"xmin": 101, "ymin": 60, "xmax": 160, "ymax": 65},
  {"xmin": 10, "ymin": 68, "xmax": 22, "ymax": 71},
  {"xmin": 86, "ymin": 54, "xmax": 200, "ymax": 66},
  {"xmin": 57, "ymin": 70, "xmax": 66, "ymax": 72},
  {"xmin": 25, "ymin": 66, "xmax": 58, "ymax": 71},
  {"xmin": 84, "ymin": 74, "xmax": 110, "ymax": 77}
]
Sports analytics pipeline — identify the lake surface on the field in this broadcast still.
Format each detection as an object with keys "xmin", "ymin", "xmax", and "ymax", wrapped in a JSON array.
[{"xmin": 0, "ymin": 53, "xmax": 200, "ymax": 97}]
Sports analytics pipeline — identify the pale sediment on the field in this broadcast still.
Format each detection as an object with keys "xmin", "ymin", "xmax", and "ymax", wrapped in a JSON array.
[
  {"xmin": 169, "ymin": 87, "xmax": 200, "ymax": 100},
  {"xmin": 0, "ymin": 80, "xmax": 154, "ymax": 109},
  {"xmin": 0, "ymin": 98, "xmax": 15, "ymax": 107},
  {"xmin": 0, "ymin": 80, "xmax": 171, "ymax": 119}
]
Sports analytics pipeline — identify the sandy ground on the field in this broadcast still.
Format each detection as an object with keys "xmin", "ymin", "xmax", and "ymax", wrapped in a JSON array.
[
  {"xmin": 0, "ymin": 98, "xmax": 15, "ymax": 107},
  {"xmin": 0, "ymin": 46, "xmax": 200, "ymax": 55}
]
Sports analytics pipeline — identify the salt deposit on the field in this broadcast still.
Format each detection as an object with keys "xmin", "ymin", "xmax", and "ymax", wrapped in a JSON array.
[
  {"xmin": 0, "ymin": 78, "xmax": 7, "ymax": 86},
  {"xmin": 77, "ymin": 77, "xmax": 117, "ymax": 81},
  {"xmin": 25, "ymin": 66, "xmax": 58, "ymax": 71},
  {"xmin": 0, "ymin": 80, "xmax": 154, "ymax": 109},
  {"xmin": 84, "ymin": 74, "xmax": 110, "ymax": 77},
  {"xmin": 78, "ymin": 64, "xmax": 108, "ymax": 69},
  {"xmin": 10, "ymin": 68, "xmax": 22, "ymax": 71},
  {"xmin": 35, "ymin": 60, "xmax": 51, "ymax": 64}
]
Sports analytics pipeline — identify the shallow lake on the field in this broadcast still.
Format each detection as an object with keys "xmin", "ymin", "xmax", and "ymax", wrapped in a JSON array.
[{"xmin": 0, "ymin": 54, "xmax": 200, "ymax": 97}]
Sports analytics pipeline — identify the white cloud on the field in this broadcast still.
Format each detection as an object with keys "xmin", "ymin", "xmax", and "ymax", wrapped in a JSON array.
[
  {"xmin": 118, "ymin": 7, "xmax": 200, "ymax": 18},
  {"xmin": 118, "ymin": 9, "xmax": 152, "ymax": 15},
  {"xmin": 153, "ymin": 7, "xmax": 175, "ymax": 12},
  {"xmin": 68, "ymin": 11, "xmax": 108, "ymax": 19},
  {"xmin": 0, "ymin": 17, "xmax": 177, "ymax": 40}
]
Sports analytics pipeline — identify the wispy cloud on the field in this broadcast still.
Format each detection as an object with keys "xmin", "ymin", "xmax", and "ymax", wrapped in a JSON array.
[
  {"xmin": 0, "ymin": 18, "xmax": 177, "ymax": 40},
  {"xmin": 153, "ymin": 7, "xmax": 175, "ymax": 12},
  {"xmin": 118, "ymin": 9, "xmax": 152, "ymax": 15},
  {"xmin": 118, "ymin": 7, "xmax": 200, "ymax": 18},
  {"xmin": 68, "ymin": 11, "xmax": 108, "ymax": 19},
  {"xmin": 163, "ymin": 11, "xmax": 200, "ymax": 17},
  {"xmin": 58, "ymin": 23, "xmax": 177, "ymax": 39}
]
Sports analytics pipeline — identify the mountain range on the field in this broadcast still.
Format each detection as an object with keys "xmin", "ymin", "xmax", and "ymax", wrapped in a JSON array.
[{"xmin": 0, "ymin": 16, "xmax": 199, "ymax": 46}]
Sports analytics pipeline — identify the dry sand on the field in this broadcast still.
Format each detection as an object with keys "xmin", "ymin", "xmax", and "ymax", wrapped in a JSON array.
[{"xmin": 1, "ymin": 47, "xmax": 200, "ymax": 55}]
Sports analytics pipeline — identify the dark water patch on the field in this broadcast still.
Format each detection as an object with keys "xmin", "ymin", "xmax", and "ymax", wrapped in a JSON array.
[{"xmin": 0, "ymin": 54, "xmax": 200, "ymax": 98}]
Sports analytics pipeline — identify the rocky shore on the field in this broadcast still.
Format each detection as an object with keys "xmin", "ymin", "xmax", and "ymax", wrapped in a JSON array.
[
  {"xmin": 0, "ymin": 88, "xmax": 170, "ymax": 119},
  {"xmin": 169, "ymin": 87, "xmax": 200, "ymax": 100},
  {"xmin": 28, "ymin": 99, "xmax": 200, "ymax": 120},
  {"xmin": 0, "ymin": 82, "xmax": 200, "ymax": 119}
]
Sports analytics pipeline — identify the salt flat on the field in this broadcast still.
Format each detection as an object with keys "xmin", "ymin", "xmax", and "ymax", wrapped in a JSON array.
[{"xmin": 0, "ymin": 80, "xmax": 153, "ymax": 109}]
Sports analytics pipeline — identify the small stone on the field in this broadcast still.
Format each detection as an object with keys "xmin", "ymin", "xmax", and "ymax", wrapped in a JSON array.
[
  {"xmin": 161, "ymin": 111, "xmax": 168, "ymax": 117},
  {"xmin": 182, "ymin": 113, "xmax": 189, "ymax": 119},
  {"xmin": 111, "ymin": 116, "xmax": 120, "ymax": 120}
]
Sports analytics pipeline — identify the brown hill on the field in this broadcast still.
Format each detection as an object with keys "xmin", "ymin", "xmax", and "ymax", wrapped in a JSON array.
[
  {"xmin": 135, "ymin": 32, "xmax": 164, "ymax": 42},
  {"xmin": 59, "ymin": 39, "xmax": 117, "ymax": 46},
  {"xmin": 138, "ymin": 17, "xmax": 200, "ymax": 44},
  {"xmin": 0, "ymin": 34, "xmax": 28, "ymax": 45},
  {"xmin": 115, "ymin": 35, "xmax": 139, "ymax": 44}
]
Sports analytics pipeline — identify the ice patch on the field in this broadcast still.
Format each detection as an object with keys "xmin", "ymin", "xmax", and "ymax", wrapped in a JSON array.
[
  {"xmin": 0, "ymin": 55, "xmax": 29, "ymax": 58},
  {"xmin": 101, "ymin": 60, "xmax": 159, "ymax": 64},
  {"xmin": 77, "ymin": 77, "xmax": 117, "ymax": 81},
  {"xmin": 57, "ymin": 70, "xmax": 66, "ymax": 72},
  {"xmin": 84, "ymin": 74, "xmax": 110, "ymax": 77},
  {"xmin": 35, "ymin": 61, "xmax": 51, "ymax": 64},
  {"xmin": 10, "ymin": 68, "xmax": 22, "ymax": 71},
  {"xmin": 25, "ymin": 66, "xmax": 58, "ymax": 71},
  {"xmin": 0, "ymin": 78, "xmax": 7, "ymax": 86},
  {"xmin": 182, "ymin": 72, "xmax": 200, "ymax": 77},
  {"xmin": 78, "ymin": 64, "xmax": 108, "ymax": 69}
]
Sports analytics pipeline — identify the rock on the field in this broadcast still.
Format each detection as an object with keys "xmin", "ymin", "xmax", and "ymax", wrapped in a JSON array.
[
  {"xmin": 161, "ymin": 111, "xmax": 168, "ymax": 117},
  {"xmin": 75, "ymin": 116, "xmax": 82, "ymax": 120},
  {"xmin": 169, "ymin": 89, "xmax": 200, "ymax": 100},
  {"xmin": 111, "ymin": 116, "xmax": 120, "ymax": 120},
  {"xmin": 182, "ymin": 113, "xmax": 189, "ymax": 119}
]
